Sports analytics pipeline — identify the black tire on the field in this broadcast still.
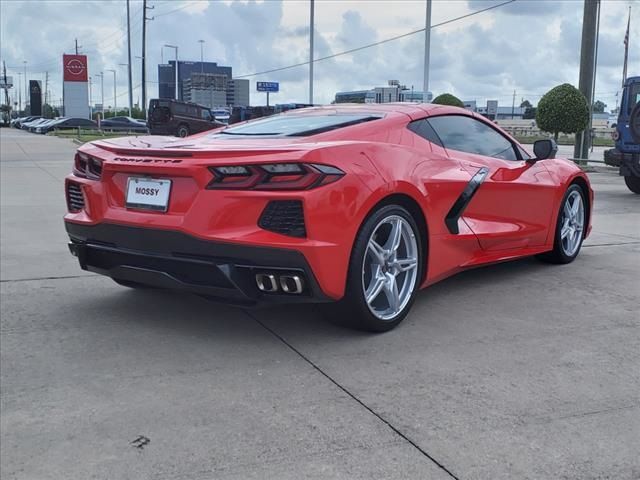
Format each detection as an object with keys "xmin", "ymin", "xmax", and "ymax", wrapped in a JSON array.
[
  {"xmin": 177, "ymin": 124, "xmax": 189, "ymax": 138},
  {"xmin": 624, "ymin": 175, "xmax": 640, "ymax": 194},
  {"xmin": 537, "ymin": 184, "xmax": 586, "ymax": 264},
  {"xmin": 112, "ymin": 278, "xmax": 151, "ymax": 289},
  {"xmin": 331, "ymin": 204, "xmax": 424, "ymax": 333}
]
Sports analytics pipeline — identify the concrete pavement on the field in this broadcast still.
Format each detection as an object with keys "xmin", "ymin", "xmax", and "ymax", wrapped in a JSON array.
[{"xmin": 1, "ymin": 129, "xmax": 639, "ymax": 479}]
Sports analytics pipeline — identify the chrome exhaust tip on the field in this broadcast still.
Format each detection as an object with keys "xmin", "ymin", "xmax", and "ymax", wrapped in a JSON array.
[
  {"xmin": 255, "ymin": 273, "xmax": 278, "ymax": 292},
  {"xmin": 280, "ymin": 275, "xmax": 304, "ymax": 294}
]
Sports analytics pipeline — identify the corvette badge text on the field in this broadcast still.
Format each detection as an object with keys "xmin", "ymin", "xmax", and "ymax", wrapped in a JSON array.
[{"xmin": 113, "ymin": 157, "xmax": 182, "ymax": 164}]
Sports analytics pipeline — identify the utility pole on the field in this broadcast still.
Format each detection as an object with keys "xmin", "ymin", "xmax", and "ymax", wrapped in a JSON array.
[
  {"xmin": 309, "ymin": 0, "xmax": 314, "ymax": 105},
  {"xmin": 574, "ymin": 0, "xmax": 600, "ymax": 160},
  {"xmin": 511, "ymin": 89, "xmax": 516, "ymax": 119},
  {"xmin": 141, "ymin": 0, "xmax": 153, "ymax": 118},
  {"xmin": 423, "ymin": 0, "xmax": 432, "ymax": 95},
  {"xmin": 126, "ymin": 0, "xmax": 133, "ymax": 117},
  {"xmin": 17, "ymin": 72, "xmax": 22, "ymax": 113},
  {"xmin": 23, "ymin": 61, "xmax": 27, "ymax": 113},
  {"xmin": 44, "ymin": 71, "xmax": 48, "ymax": 108}
]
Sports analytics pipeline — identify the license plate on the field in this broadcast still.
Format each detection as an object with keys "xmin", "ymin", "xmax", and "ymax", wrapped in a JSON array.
[{"xmin": 125, "ymin": 177, "xmax": 171, "ymax": 212}]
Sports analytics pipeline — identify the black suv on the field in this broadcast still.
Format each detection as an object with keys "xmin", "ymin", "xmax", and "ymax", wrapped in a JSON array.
[{"xmin": 148, "ymin": 99, "xmax": 223, "ymax": 137}]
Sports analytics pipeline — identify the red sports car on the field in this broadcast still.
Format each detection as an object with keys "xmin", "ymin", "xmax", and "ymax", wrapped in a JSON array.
[{"xmin": 64, "ymin": 104, "xmax": 593, "ymax": 331}]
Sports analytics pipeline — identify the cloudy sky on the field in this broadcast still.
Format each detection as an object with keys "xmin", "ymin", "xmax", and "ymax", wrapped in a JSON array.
[{"xmin": 1, "ymin": 0, "xmax": 638, "ymax": 111}]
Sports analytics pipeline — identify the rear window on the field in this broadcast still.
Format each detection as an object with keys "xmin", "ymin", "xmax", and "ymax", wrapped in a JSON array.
[{"xmin": 217, "ymin": 114, "xmax": 381, "ymax": 137}]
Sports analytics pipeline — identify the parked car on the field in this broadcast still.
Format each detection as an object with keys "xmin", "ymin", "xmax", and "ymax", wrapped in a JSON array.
[
  {"xmin": 23, "ymin": 118, "xmax": 49, "ymax": 131},
  {"xmin": 100, "ymin": 116, "xmax": 148, "ymax": 133},
  {"xmin": 40, "ymin": 117, "xmax": 97, "ymax": 134},
  {"xmin": 12, "ymin": 116, "xmax": 40, "ymax": 128},
  {"xmin": 604, "ymin": 76, "xmax": 640, "ymax": 193},
  {"xmin": 64, "ymin": 104, "xmax": 593, "ymax": 332},
  {"xmin": 147, "ymin": 99, "xmax": 223, "ymax": 137},
  {"xmin": 33, "ymin": 118, "xmax": 67, "ymax": 133}
]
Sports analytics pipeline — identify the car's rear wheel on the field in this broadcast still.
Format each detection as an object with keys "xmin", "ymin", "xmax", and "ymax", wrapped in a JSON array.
[
  {"xmin": 177, "ymin": 124, "xmax": 190, "ymax": 138},
  {"xmin": 335, "ymin": 205, "xmax": 423, "ymax": 332},
  {"xmin": 624, "ymin": 175, "xmax": 640, "ymax": 194},
  {"xmin": 538, "ymin": 184, "xmax": 586, "ymax": 264}
]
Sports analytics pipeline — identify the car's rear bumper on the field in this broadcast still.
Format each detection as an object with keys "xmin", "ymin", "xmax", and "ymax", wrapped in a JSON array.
[{"xmin": 65, "ymin": 222, "xmax": 333, "ymax": 306}]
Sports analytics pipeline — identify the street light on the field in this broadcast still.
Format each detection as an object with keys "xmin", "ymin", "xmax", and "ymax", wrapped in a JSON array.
[
  {"xmin": 23, "ymin": 61, "xmax": 27, "ymax": 113},
  {"xmin": 164, "ymin": 44, "xmax": 178, "ymax": 100},
  {"xmin": 118, "ymin": 63, "xmax": 131, "ymax": 116},
  {"xmin": 106, "ymin": 69, "xmax": 117, "ymax": 114},
  {"xmin": 17, "ymin": 72, "xmax": 22, "ymax": 113},
  {"xmin": 97, "ymin": 71, "xmax": 105, "ymax": 117}
]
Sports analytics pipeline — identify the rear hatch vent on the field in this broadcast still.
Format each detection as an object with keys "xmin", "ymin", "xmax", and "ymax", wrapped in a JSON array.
[
  {"xmin": 258, "ymin": 200, "xmax": 306, "ymax": 238},
  {"xmin": 66, "ymin": 182, "xmax": 85, "ymax": 212}
]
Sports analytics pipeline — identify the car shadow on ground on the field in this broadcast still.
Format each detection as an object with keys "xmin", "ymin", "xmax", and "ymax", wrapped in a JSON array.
[{"xmin": 68, "ymin": 255, "xmax": 553, "ymax": 345}]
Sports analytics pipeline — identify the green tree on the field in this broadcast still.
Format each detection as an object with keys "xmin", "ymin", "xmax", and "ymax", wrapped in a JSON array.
[
  {"xmin": 432, "ymin": 93, "xmax": 464, "ymax": 108},
  {"xmin": 593, "ymin": 100, "xmax": 607, "ymax": 113},
  {"xmin": 536, "ymin": 83, "xmax": 589, "ymax": 140},
  {"xmin": 523, "ymin": 106, "xmax": 537, "ymax": 119},
  {"xmin": 520, "ymin": 99, "xmax": 532, "ymax": 109}
]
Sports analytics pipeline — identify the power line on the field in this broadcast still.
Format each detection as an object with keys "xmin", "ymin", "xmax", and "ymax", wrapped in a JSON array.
[
  {"xmin": 235, "ymin": 0, "xmax": 517, "ymax": 79},
  {"xmin": 153, "ymin": 0, "xmax": 200, "ymax": 17}
]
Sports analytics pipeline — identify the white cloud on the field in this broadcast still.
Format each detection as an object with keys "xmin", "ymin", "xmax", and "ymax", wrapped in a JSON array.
[{"xmin": 1, "ymin": 0, "xmax": 638, "ymax": 110}]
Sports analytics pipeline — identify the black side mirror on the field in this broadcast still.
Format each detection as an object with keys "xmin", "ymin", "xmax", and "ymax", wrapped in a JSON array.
[{"xmin": 530, "ymin": 139, "xmax": 558, "ymax": 163}]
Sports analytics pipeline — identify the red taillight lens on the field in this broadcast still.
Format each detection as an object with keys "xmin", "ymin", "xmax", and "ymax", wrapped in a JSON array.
[
  {"xmin": 206, "ymin": 163, "xmax": 344, "ymax": 190},
  {"xmin": 73, "ymin": 152, "xmax": 103, "ymax": 179}
]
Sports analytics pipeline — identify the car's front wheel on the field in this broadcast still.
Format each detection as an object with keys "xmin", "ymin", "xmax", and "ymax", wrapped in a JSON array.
[
  {"xmin": 538, "ymin": 184, "xmax": 586, "ymax": 264},
  {"xmin": 336, "ymin": 205, "xmax": 423, "ymax": 332}
]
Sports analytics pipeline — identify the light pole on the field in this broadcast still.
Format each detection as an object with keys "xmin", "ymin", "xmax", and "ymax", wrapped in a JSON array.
[
  {"xmin": 164, "ymin": 44, "xmax": 179, "ymax": 100},
  {"xmin": 98, "ymin": 71, "xmax": 105, "ymax": 117},
  {"xmin": 107, "ymin": 69, "xmax": 117, "ymax": 114},
  {"xmin": 17, "ymin": 72, "xmax": 22, "ymax": 112},
  {"xmin": 309, "ymin": 0, "xmax": 314, "ymax": 105},
  {"xmin": 23, "ymin": 61, "xmax": 27, "ymax": 112},
  {"xmin": 118, "ymin": 63, "xmax": 131, "ymax": 116},
  {"xmin": 198, "ymin": 40, "xmax": 205, "ymax": 73},
  {"xmin": 423, "ymin": 0, "xmax": 432, "ymax": 94}
]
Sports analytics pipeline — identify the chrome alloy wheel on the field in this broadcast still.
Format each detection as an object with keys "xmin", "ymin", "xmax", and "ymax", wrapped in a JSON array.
[
  {"xmin": 362, "ymin": 215, "xmax": 419, "ymax": 321},
  {"xmin": 560, "ymin": 190, "xmax": 585, "ymax": 257}
]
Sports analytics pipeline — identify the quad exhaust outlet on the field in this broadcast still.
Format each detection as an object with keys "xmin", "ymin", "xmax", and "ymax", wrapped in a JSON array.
[{"xmin": 255, "ymin": 273, "xmax": 304, "ymax": 294}]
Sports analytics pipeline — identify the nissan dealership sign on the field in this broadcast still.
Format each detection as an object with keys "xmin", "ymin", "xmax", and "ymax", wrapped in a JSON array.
[{"xmin": 62, "ymin": 54, "xmax": 90, "ymax": 118}]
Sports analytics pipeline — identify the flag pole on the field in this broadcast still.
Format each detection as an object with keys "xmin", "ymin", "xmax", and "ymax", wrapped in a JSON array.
[{"xmin": 622, "ymin": 6, "xmax": 630, "ymax": 87}]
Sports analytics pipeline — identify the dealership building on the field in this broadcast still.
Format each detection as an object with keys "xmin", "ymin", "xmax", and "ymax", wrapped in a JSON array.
[
  {"xmin": 158, "ymin": 60, "xmax": 249, "ymax": 108},
  {"xmin": 335, "ymin": 81, "xmax": 432, "ymax": 104}
]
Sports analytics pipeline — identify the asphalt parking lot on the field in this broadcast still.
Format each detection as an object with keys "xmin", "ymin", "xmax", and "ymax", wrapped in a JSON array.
[{"xmin": 1, "ymin": 128, "xmax": 638, "ymax": 480}]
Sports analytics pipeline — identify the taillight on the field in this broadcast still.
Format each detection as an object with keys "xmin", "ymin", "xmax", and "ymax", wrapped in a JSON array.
[
  {"xmin": 74, "ymin": 152, "xmax": 103, "ymax": 179},
  {"xmin": 206, "ymin": 163, "xmax": 344, "ymax": 190}
]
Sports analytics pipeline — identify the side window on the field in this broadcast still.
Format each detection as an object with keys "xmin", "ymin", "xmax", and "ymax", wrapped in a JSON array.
[
  {"xmin": 428, "ymin": 115, "xmax": 519, "ymax": 161},
  {"xmin": 201, "ymin": 110, "xmax": 212, "ymax": 121},
  {"xmin": 407, "ymin": 119, "xmax": 443, "ymax": 146}
]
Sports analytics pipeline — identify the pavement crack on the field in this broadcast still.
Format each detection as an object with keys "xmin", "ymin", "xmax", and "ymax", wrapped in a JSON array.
[{"xmin": 243, "ymin": 309, "xmax": 460, "ymax": 480}]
